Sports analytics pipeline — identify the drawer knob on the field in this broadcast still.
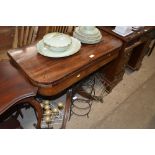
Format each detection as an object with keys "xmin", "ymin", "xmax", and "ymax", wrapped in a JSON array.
[
  {"xmin": 89, "ymin": 54, "xmax": 95, "ymax": 58},
  {"xmin": 77, "ymin": 74, "xmax": 81, "ymax": 78}
]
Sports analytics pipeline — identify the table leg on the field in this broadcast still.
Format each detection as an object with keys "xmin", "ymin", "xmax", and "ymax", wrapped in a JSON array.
[
  {"xmin": 61, "ymin": 89, "xmax": 72, "ymax": 129},
  {"xmin": 30, "ymin": 99, "xmax": 42, "ymax": 129}
]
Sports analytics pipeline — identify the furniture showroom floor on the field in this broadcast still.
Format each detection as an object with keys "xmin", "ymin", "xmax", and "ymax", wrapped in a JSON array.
[{"xmin": 16, "ymin": 49, "xmax": 155, "ymax": 129}]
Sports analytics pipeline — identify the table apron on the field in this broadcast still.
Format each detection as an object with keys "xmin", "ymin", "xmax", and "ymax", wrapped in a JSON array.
[{"xmin": 36, "ymin": 50, "xmax": 119, "ymax": 96}]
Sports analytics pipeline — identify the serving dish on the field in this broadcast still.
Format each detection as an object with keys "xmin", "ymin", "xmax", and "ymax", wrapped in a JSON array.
[
  {"xmin": 37, "ymin": 37, "xmax": 81, "ymax": 58},
  {"xmin": 43, "ymin": 33, "xmax": 72, "ymax": 52}
]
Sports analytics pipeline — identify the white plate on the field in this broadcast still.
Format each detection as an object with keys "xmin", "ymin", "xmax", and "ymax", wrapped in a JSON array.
[
  {"xmin": 74, "ymin": 31, "xmax": 102, "ymax": 40},
  {"xmin": 73, "ymin": 33, "xmax": 101, "ymax": 44},
  {"xmin": 73, "ymin": 31, "xmax": 102, "ymax": 44},
  {"xmin": 74, "ymin": 30, "xmax": 101, "ymax": 40},
  {"xmin": 112, "ymin": 29, "xmax": 133, "ymax": 37},
  {"xmin": 37, "ymin": 37, "xmax": 81, "ymax": 58}
]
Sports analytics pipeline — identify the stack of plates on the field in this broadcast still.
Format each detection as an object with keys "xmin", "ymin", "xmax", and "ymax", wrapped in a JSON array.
[
  {"xmin": 132, "ymin": 26, "xmax": 142, "ymax": 31},
  {"xmin": 37, "ymin": 32, "xmax": 81, "ymax": 58},
  {"xmin": 73, "ymin": 26, "xmax": 102, "ymax": 44}
]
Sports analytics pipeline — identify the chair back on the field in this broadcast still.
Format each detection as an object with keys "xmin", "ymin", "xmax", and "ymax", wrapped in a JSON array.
[
  {"xmin": 36, "ymin": 26, "xmax": 75, "ymax": 40},
  {"xmin": 13, "ymin": 26, "xmax": 38, "ymax": 48},
  {"xmin": 0, "ymin": 27, "xmax": 15, "ymax": 50}
]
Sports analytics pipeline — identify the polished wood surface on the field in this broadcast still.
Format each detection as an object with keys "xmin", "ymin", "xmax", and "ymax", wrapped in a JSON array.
[
  {"xmin": 0, "ymin": 61, "xmax": 37, "ymax": 114},
  {"xmin": 8, "ymin": 31, "xmax": 122, "ymax": 96},
  {"xmin": 0, "ymin": 61, "xmax": 42, "ymax": 128},
  {"xmin": 99, "ymin": 26, "xmax": 155, "ymax": 42},
  {"xmin": 102, "ymin": 27, "xmax": 155, "ymax": 70}
]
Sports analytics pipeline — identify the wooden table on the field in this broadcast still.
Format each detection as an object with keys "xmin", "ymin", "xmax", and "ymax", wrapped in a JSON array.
[
  {"xmin": 8, "ymin": 31, "xmax": 122, "ymax": 128},
  {"xmin": 98, "ymin": 26, "xmax": 155, "ymax": 92}
]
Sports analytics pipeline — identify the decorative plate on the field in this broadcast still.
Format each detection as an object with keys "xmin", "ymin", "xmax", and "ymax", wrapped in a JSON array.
[{"xmin": 73, "ymin": 33, "xmax": 102, "ymax": 44}]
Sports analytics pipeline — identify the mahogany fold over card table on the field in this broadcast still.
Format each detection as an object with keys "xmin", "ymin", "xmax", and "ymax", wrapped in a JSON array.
[{"xmin": 8, "ymin": 31, "xmax": 122, "ymax": 128}]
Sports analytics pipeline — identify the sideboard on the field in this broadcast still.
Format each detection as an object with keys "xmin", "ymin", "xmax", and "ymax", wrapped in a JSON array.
[{"xmin": 98, "ymin": 26, "xmax": 155, "ymax": 92}]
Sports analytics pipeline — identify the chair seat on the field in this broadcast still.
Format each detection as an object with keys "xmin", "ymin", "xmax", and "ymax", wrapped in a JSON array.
[{"xmin": 0, "ymin": 61, "xmax": 38, "ymax": 115}]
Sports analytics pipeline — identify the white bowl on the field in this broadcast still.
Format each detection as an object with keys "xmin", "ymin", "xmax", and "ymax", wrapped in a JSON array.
[
  {"xmin": 43, "ymin": 33, "xmax": 72, "ymax": 52},
  {"xmin": 79, "ymin": 26, "xmax": 99, "ymax": 35},
  {"xmin": 37, "ymin": 37, "xmax": 81, "ymax": 58}
]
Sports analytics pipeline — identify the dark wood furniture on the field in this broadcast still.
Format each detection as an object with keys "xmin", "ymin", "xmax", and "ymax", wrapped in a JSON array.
[
  {"xmin": 0, "ymin": 27, "xmax": 15, "ymax": 50},
  {"xmin": 148, "ymin": 40, "xmax": 155, "ymax": 56},
  {"xmin": 0, "ymin": 117, "xmax": 22, "ymax": 129},
  {"xmin": 8, "ymin": 31, "xmax": 122, "ymax": 128},
  {"xmin": 147, "ymin": 30, "xmax": 155, "ymax": 56},
  {"xmin": 98, "ymin": 26, "xmax": 155, "ymax": 92},
  {"xmin": 0, "ymin": 61, "xmax": 42, "ymax": 128}
]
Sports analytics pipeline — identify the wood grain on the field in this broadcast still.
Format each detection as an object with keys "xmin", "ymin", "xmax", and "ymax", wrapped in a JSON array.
[
  {"xmin": 0, "ymin": 61, "xmax": 42, "ymax": 128},
  {"xmin": 8, "ymin": 31, "xmax": 122, "ymax": 96}
]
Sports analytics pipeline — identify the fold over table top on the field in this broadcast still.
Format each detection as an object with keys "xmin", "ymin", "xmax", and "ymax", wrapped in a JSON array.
[{"xmin": 8, "ymin": 31, "xmax": 122, "ymax": 96}]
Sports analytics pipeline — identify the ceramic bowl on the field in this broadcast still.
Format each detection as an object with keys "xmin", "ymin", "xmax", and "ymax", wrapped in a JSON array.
[
  {"xmin": 79, "ymin": 26, "xmax": 98, "ymax": 35},
  {"xmin": 43, "ymin": 33, "xmax": 72, "ymax": 52},
  {"xmin": 37, "ymin": 37, "xmax": 81, "ymax": 58}
]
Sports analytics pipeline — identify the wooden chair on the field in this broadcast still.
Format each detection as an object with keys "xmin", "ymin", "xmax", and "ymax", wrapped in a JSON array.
[
  {"xmin": 0, "ymin": 27, "xmax": 16, "ymax": 60},
  {"xmin": 36, "ymin": 26, "xmax": 75, "ymax": 40},
  {"xmin": 0, "ymin": 60, "xmax": 42, "ymax": 128},
  {"xmin": 0, "ymin": 27, "xmax": 15, "ymax": 50},
  {"xmin": 13, "ymin": 26, "xmax": 38, "ymax": 48}
]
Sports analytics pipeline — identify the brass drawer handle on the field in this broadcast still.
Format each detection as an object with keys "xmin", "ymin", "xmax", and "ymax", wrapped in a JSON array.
[
  {"xmin": 77, "ymin": 74, "xmax": 81, "ymax": 78},
  {"xmin": 89, "ymin": 54, "xmax": 95, "ymax": 58}
]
